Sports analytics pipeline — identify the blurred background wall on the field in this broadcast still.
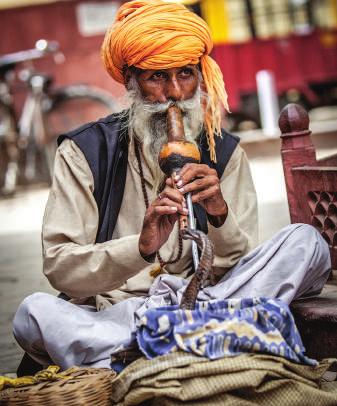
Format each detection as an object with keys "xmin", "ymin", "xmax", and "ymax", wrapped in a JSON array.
[
  {"xmin": 194, "ymin": 0, "xmax": 337, "ymax": 131},
  {"xmin": 0, "ymin": 0, "xmax": 125, "ymax": 104},
  {"xmin": 1, "ymin": 0, "xmax": 336, "ymax": 127}
]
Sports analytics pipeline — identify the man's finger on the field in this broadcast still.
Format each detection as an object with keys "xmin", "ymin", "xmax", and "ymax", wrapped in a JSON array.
[
  {"xmin": 177, "ymin": 164, "xmax": 217, "ymax": 185},
  {"xmin": 191, "ymin": 184, "xmax": 221, "ymax": 203},
  {"xmin": 177, "ymin": 175, "xmax": 219, "ymax": 195},
  {"xmin": 165, "ymin": 177, "xmax": 173, "ymax": 187},
  {"xmin": 159, "ymin": 187, "xmax": 184, "ymax": 204},
  {"xmin": 153, "ymin": 206, "xmax": 178, "ymax": 216},
  {"xmin": 154, "ymin": 198, "xmax": 188, "ymax": 216}
]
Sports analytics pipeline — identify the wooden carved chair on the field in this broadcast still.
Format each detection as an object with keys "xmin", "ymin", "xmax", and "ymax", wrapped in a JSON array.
[
  {"xmin": 280, "ymin": 103, "xmax": 337, "ymax": 268},
  {"xmin": 280, "ymin": 103, "xmax": 337, "ymax": 359}
]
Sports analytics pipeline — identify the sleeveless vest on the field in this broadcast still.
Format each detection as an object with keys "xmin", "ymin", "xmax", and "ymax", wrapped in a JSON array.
[{"xmin": 58, "ymin": 111, "xmax": 239, "ymax": 243}]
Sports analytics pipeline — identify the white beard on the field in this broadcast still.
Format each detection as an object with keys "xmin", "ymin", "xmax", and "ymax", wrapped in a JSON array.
[{"xmin": 127, "ymin": 78, "xmax": 206, "ymax": 192}]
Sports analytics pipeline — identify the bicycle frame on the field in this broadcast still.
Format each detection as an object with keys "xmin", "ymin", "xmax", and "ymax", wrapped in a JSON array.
[
  {"xmin": 0, "ymin": 72, "xmax": 20, "ymax": 193},
  {"xmin": 0, "ymin": 39, "xmax": 116, "ymax": 195},
  {"xmin": 0, "ymin": 40, "xmax": 60, "ymax": 194},
  {"xmin": 19, "ymin": 73, "xmax": 50, "ymax": 181}
]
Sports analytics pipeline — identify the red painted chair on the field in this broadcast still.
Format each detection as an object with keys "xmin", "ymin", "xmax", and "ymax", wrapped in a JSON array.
[
  {"xmin": 280, "ymin": 103, "xmax": 337, "ymax": 359},
  {"xmin": 280, "ymin": 103, "xmax": 337, "ymax": 269}
]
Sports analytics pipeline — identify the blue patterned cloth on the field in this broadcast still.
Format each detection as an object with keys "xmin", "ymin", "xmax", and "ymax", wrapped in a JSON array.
[{"xmin": 137, "ymin": 297, "xmax": 317, "ymax": 366}]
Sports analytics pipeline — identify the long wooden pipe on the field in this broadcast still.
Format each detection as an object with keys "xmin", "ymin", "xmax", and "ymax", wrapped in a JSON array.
[
  {"xmin": 158, "ymin": 105, "xmax": 201, "ymax": 268},
  {"xmin": 159, "ymin": 106, "xmax": 201, "ymax": 174}
]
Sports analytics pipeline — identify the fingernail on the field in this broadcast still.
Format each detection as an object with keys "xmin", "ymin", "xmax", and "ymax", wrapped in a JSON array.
[
  {"xmin": 171, "ymin": 207, "xmax": 178, "ymax": 211},
  {"xmin": 183, "ymin": 208, "xmax": 188, "ymax": 214},
  {"xmin": 176, "ymin": 180, "xmax": 183, "ymax": 187},
  {"xmin": 178, "ymin": 187, "xmax": 185, "ymax": 194},
  {"xmin": 182, "ymin": 199, "xmax": 186, "ymax": 208},
  {"xmin": 174, "ymin": 175, "xmax": 180, "ymax": 182}
]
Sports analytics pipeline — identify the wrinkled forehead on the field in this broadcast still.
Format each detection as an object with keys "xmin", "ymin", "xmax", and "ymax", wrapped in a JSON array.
[{"xmin": 125, "ymin": 64, "xmax": 201, "ymax": 77}]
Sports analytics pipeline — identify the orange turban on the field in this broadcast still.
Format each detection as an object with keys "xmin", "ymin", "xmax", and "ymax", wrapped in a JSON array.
[{"xmin": 101, "ymin": 0, "xmax": 228, "ymax": 162}]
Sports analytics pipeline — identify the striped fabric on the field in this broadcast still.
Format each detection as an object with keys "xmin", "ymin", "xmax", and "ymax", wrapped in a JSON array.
[{"xmin": 137, "ymin": 297, "xmax": 316, "ymax": 365}]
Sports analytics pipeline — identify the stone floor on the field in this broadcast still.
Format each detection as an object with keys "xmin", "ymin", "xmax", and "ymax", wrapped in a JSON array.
[
  {"xmin": 0, "ymin": 187, "xmax": 56, "ymax": 374},
  {"xmin": 0, "ymin": 130, "xmax": 336, "ymax": 374}
]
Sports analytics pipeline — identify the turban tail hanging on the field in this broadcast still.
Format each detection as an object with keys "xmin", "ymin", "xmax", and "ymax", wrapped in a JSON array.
[{"xmin": 101, "ymin": 0, "xmax": 229, "ymax": 162}]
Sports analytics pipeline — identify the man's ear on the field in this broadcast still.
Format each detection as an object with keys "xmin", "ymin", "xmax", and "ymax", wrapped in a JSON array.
[{"xmin": 123, "ymin": 66, "xmax": 133, "ymax": 88}]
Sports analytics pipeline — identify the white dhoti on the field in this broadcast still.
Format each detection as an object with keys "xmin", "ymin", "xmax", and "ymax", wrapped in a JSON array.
[{"xmin": 13, "ymin": 224, "xmax": 331, "ymax": 369}]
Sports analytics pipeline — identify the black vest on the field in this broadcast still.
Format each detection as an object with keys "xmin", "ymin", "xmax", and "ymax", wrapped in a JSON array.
[{"xmin": 58, "ymin": 111, "xmax": 239, "ymax": 243}]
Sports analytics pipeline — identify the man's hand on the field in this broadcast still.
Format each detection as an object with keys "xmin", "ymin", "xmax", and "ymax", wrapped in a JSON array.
[
  {"xmin": 166, "ymin": 163, "xmax": 228, "ymax": 227},
  {"xmin": 139, "ymin": 185, "xmax": 188, "ymax": 258}
]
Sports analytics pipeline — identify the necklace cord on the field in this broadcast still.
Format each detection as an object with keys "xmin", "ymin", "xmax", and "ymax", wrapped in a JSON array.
[{"xmin": 134, "ymin": 140, "xmax": 183, "ymax": 268}]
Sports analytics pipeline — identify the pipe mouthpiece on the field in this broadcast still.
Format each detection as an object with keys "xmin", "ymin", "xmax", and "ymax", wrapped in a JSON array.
[{"xmin": 167, "ymin": 105, "xmax": 185, "ymax": 142}]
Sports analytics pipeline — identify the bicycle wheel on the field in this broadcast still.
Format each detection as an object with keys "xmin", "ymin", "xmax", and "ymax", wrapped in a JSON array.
[
  {"xmin": 0, "ymin": 101, "xmax": 20, "ymax": 195},
  {"xmin": 42, "ymin": 84, "xmax": 117, "ymax": 177}
]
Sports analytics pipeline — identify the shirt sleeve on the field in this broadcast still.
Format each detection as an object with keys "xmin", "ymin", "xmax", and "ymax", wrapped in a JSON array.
[
  {"xmin": 207, "ymin": 144, "xmax": 258, "ymax": 274},
  {"xmin": 42, "ymin": 139, "xmax": 152, "ymax": 298}
]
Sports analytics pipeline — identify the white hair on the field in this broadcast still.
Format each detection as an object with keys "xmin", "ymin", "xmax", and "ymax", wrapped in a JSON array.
[{"xmin": 126, "ymin": 74, "xmax": 207, "ymax": 191}]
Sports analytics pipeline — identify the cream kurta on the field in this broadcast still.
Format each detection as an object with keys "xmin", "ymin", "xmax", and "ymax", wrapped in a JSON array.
[{"xmin": 42, "ymin": 135, "xmax": 258, "ymax": 309}]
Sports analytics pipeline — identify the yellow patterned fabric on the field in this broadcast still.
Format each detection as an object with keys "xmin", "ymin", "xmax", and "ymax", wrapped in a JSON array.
[
  {"xmin": 110, "ymin": 352, "xmax": 337, "ymax": 405},
  {"xmin": 0, "ymin": 365, "xmax": 76, "ymax": 391}
]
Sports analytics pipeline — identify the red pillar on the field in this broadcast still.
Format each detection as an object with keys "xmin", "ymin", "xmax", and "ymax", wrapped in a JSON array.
[{"xmin": 279, "ymin": 103, "xmax": 317, "ymax": 223}]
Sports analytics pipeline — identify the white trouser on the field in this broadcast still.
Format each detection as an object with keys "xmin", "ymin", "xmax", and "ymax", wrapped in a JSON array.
[{"xmin": 13, "ymin": 224, "xmax": 331, "ymax": 369}]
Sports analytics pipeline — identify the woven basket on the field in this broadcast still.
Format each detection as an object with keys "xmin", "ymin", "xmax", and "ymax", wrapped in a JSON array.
[{"xmin": 0, "ymin": 367, "xmax": 115, "ymax": 405}]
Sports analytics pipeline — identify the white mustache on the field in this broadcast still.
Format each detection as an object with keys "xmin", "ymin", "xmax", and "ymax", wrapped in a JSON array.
[
  {"xmin": 142, "ymin": 97, "xmax": 200, "ymax": 115},
  {"xmin": 127, "ymin": 80, "xmax": 205, "ymax": 192}
]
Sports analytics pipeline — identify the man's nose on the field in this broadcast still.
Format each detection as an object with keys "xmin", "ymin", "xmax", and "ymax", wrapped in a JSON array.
[{"xmin": 165, "ymin": 78, "xmax": 183, "ymax": 101}]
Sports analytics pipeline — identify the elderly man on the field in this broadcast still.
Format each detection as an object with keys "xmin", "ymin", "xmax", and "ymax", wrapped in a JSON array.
[{"xmin": 14, "ymin": 0, "xmax": 330, "ymax": 371}]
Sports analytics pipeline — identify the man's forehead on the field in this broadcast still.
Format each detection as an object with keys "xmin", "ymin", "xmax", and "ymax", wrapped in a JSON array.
[{"xmin": 130, "ymin": 64, "xmax": 200, "ymax": 75}]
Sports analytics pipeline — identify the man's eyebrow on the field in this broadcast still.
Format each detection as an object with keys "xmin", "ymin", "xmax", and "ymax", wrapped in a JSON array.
[
  {"xmin": 128, "ymin": 66, "xmax": 144, "ymax": 76},
  {"xmin": 130, "ymin": 67, "xmax": 164, "ymax": 78},
  {"xmin": 181, "ymin": 64, "xmax": 201, "ymax": 71}
]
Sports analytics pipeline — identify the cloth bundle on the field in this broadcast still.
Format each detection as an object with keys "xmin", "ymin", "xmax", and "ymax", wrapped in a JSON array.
[
  {"xmin": 137, "ymin": 297, "xmax": 317, "ymax": 366},
  {"xmin": 110, "ymin": 352, "xmax": 337, "ymax": 406}
]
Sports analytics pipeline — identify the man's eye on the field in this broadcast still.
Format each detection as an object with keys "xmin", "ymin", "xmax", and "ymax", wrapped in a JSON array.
[
  {"xmin": 151, "ymin": 71, "xmax": 165, "ymax": 80},
  {"xmin": 180, "ymin": 68, "xmax": 193, "ymax": 77}
]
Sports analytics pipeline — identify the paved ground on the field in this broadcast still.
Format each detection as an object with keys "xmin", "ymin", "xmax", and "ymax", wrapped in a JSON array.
[
  {"xmin": 0, "ymin": 187, "xmax": 56, "ymax": 374},
  {"xmin": 0, "ymin": 130, "xmax": 336, "ymax": 374}
]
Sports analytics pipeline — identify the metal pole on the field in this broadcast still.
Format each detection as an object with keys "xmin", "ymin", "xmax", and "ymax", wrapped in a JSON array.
[
  {"xmin": 185, "ymin": 192, "xmax": 199, "ymax": 270},
  {"xmin": 256, "ymin": 70, "xmax": 280, "ymax": 137}
]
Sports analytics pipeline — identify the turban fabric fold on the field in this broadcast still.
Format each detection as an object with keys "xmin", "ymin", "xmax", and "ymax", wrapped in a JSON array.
[{"xmin": 101, "ymin": 0, "xmax": 229, "ymax": 161}]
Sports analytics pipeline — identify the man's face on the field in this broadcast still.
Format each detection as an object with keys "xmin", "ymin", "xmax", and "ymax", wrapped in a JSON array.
[
  {"xmin": 126, "ymin": 64, "xmax": 204, "ymax": 190},
  {"xmin": 132, "ymin": 65, "xmax": 200, "ymax": 103}
]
